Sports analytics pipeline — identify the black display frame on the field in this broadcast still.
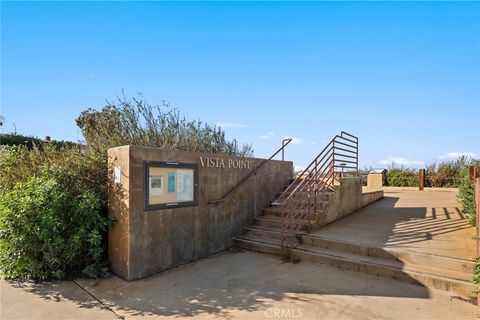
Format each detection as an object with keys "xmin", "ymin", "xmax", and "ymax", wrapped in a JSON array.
[{"xmin": 143, "ymin": 161, "xmax": 199, "ymax": 211}]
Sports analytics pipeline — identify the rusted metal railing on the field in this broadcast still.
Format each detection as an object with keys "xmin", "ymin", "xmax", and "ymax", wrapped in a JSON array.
[
  {"xmin": 277, "ymin": 131, "xmax": 359, "ymax": 260},
  {"xmin": 474, "ymin": 176, "xmax": 480, "ymax": 306},
  {"xmin": 475, "ymin": 177, "xmax": 480, "ymax": 258},
  {"xmin": 208, "ymin": 138, "xmax": 292, "ymax": 205}
]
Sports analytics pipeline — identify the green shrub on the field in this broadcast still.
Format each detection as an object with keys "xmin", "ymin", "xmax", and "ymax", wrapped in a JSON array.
[
  {"xmin": 0, "ymin": 145, "xmax": 106, "ymax": 203},
  {"xmin": 0, "ymin": 95, "xmax": 255, "ymax": 280},
  {"xmin": 76, "ymin": 96, "xmax": 254, "ymax": 157},
  {"xmin": 385, "ymin": 166, "xmax": 417, "ymax": 187},
  {"xmin": 474, "ymin": 257, "xmax": 480, "ymax": 286},
  {"xmin": 0, "ymin": 175, "xmax": 107, "ymax": 280},
  {"xmin": 0, "ymin": 133, "xmax": 78, "ymax": 149},
  {"xmin": 458, "ymin": 162, "xmax": 480, "ymax": 227},
  {"xmin": 426, "ymin": 157, "xmax": 466, "ymax": 188},
  {"xmin": 0, "ymin": 145, "xmax": 109, "ymax": 279}
]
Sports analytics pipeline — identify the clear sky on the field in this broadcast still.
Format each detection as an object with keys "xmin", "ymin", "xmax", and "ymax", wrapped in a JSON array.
[{"xmin": 2, "ymin": 1, "xmax": 479, "ymax": 170}]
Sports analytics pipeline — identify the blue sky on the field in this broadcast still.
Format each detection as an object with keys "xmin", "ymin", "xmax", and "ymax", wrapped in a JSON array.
[{"xmin": 2, "ymin": 1, "xmax": 479, "ymax": 170}]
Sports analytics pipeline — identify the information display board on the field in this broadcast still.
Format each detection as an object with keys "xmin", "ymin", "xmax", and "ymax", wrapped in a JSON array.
[{"xmin": 144, "ymin": 161, "xmax": 199, "ymax": 210}]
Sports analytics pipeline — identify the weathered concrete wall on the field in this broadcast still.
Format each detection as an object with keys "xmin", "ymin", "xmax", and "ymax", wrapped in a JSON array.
[
  {"xmin": 314, "ymin": 178, "xmax": 362, "ymax": 228},
  {"xmin": 108, "ymin": 145, "xmax": 293, "ymax": 281},
  {"xmin": 313, "ymin": 179, "xmax": 385, "ymax": 228},
  {"xmin": 361, "ymin": 190, "xmax": 384, "ymax": 207},
  {"xmin": 367, "ymin": 173, "xmax": 383, "ymax": 190}
]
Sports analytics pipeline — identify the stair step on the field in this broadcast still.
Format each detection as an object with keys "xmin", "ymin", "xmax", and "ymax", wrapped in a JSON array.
[
  {"xmin": 263, "ymin": 206, "xmax": 326, "ymax": 217},
  {"xmin": 234, "ymin": 236, "xmax": 475, "ymax": 298},
  {"xmin": 293, "ymin": 245, "xmax": 475, "ymax": 297},
  {"xmin": 254, "ymin": 215, "xmax": 313, "ymax": 229},
  {"xmin": 234, "ymin": 237, "xmax": 282, "ymax": 255},
  {"xmin": 254, "ymin": 216, "xmax": 282, "ymax": 228},
  {"xmin": 244, "ymin": 226, "xmax": 283, "ymax": 240},
  {"xmin": 301, "ymin": 235, "xmax": 476, "ymax": 274},
  {"xmin": 275, "ymin": 191, "xmax": 334, "ymax": 199}
]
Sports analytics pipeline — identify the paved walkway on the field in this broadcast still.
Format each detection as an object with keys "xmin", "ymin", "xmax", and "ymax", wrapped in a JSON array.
[
  {"xmin": 316, "ymin": 188, "xmax": 475, "ymax": 260},
  {"xmin": 1, "ymin": 188, "xmax": 477, "ymax": 319},
  {"xmin": 1, "ymin": 279, "xmax": 115, "ymax": 320},
  {"xmin": 2, "ymin": 250, "xmax": 477, "ymax": 319}
]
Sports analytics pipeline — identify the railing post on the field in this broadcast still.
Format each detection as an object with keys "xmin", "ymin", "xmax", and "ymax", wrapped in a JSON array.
[
  {"xmin": 307, "ymin": 182, "xmax": 315, "ymax": 233},
  {"xmin": 356, "ymin": 138, "xmax": 359, "ymax": 176},
  {"xmin": 475, "ymin": 177, "xmax": 480, "ymax": 307},
  {"xmin": 281, "ymin": 138, "xmax": 292, "ymax": 162},
  {"xmin": 314, "ymin": 159, "xmax": 318, "ymax": 210}
]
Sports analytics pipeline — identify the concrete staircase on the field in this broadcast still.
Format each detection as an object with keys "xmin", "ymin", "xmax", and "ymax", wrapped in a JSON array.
[{"xmin": 234, "ymin": 184, "xmax": 476, "ymax": 298}]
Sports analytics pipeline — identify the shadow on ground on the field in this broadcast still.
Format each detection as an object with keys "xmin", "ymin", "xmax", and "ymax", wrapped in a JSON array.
[
  {"xmin": 5, "ymin": 190, "xmax": 474, "ymax": 319},
  {"xmin": 5, "ymin": 248, "xmax": 431, "ymax": 319},
  {"xmin": 313, "ymin": 191, "xmax": 474, "ymax": 259}
]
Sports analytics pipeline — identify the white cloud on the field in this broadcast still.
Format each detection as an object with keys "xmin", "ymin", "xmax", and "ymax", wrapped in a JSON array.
[
  {"xmin": 438, "ymin": 152, "xmax": 480, "ymax": 160},
  {"xmin": 215, "ymin": 122, "xmax": 248, "ymax": 128},
  {"xmin": 294, "ymin": 165, "xmax": 306, "ymax": 172},
  {"xmin": 377, "ymin": 157, "xmax": 425, "ymax": 168},
  {"xmin": 259, "ymin": 132, "xmax": 275, "ymax": 140},
  {"xmin": 284, "ymin": 136, "xmax": 303, "ymax": 145}
]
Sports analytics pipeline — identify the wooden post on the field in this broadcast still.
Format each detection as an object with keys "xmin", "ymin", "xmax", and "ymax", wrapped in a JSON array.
[
  {"xmin": 469, "ymin": 166, "xmax": 475, "ymax": 182},
  {"xmin": 419, "ymin": 169, "xmax": 425, "ymax": 191}
]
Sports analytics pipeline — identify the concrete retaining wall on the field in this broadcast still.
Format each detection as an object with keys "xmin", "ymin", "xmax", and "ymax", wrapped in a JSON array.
[
  {"xmin": 314, "ymin": 178, "xmax": 384, "ymax": 228},
  {"xmin": 361, "ymin": 190, "xmax": 384, "ymax": 207},
  {"xmin": 108, "ymin": 145, "xmax": 293, "ymax": 281},
  {"xmin": 315, "ymin": 178, "xmax": 362, "ymax": 228}
]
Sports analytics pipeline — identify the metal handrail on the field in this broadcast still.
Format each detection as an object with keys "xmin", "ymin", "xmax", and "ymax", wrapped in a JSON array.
[
  {"xmin": 279, "ymin": 133, "xmax": 357, "ymax": 203},
  {"xmin": 208, "ymin": 138, "xmax": 293, "ymax": 205},
  {"xmin": 280, "ymin": 131, "xmax": 358, "ymax": 260}
]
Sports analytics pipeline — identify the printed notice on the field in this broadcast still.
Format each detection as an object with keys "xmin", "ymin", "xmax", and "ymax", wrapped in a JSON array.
[
  {"xmin": 114, "ymin": 166, "xmax": 121, "ymax": 184},
  {"xmin": 149, "ymin": 175, "xmax": 164, "ymax": 196},
  {"xmin": 168, "ymin": 172, "xmax": 175, "ymax": 192},
  {"xmin": 176, "ymin": 169, "xmax": 194, "ymax": 202}
]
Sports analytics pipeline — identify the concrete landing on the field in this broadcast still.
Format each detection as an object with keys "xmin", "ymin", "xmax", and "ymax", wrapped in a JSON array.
[
  {"xmin": 75, "ymin": 251, "xmax": 476, "ymax": 320},
  {"xmin": 236, "ymin": 187, "xmax": 476, "ymax": 297},
  {"xmin": 311, "ymin": 188, "xmax": 475, "ymax": 260},
  {"xmin": 3, "ymin": 251, "xmax": 477, "ymax": 319}
]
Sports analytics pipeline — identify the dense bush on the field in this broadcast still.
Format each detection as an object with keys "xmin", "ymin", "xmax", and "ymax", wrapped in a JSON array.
[
  {"xmin": 458, "ymin": 167, "xmax": 475, "ymax": 226},
  {"xmin": 426, "ymin": 157, "xmax": 466, "ymax": 187},
  {"xmin": 0, "ymin": 145, "xmax": 109, "ymax": 279},
  {"xmin": 0, "ymin": 133, "xmax": 78, "ymax": 149},
  {"xmin": 0, "ymin": 95, "xmax": 254, "ymax": 280},
  {"xmin": 383, "ymin": 157, "xmax": 468, "ymax": 188},
  {"xmin": 0, "ymin": 133, "xmax": 43, "ymax": 148},
  {"xmin": 474, "ymin": 257, "xmax": 480, "ymax": 287},
  {"xmin": 76, "ymin": 96, "xmax": 253, "ymax": 157},
  {"xmin": 458, "ymin": 162, "xmax": 480, "ymax": 227},
  {"xmin": 0, "ymin": 175, "xmax": 107, "ymax": 280},
  {"xmin": 385, "ymin": 166, "xmax": 418, "ymax": 187}
]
